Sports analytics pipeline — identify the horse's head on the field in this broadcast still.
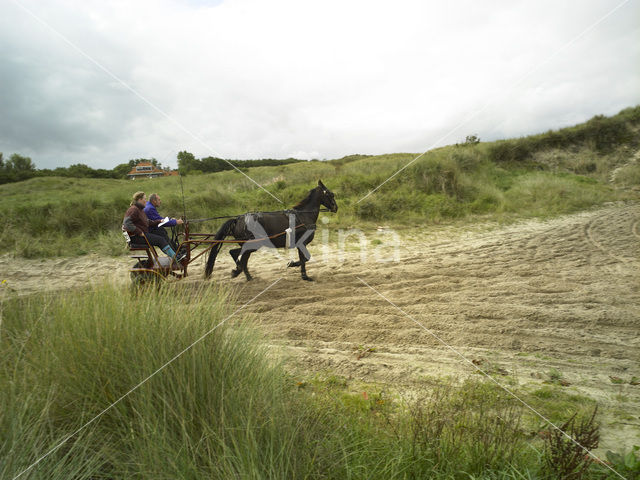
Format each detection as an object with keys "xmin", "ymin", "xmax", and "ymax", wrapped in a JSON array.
[{"xmin": 317, "ymin": 180, "xmax": 338, "ymax": 213}]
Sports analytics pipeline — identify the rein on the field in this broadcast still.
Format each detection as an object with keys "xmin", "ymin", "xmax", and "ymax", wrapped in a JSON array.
[
  {"xmin": 188, "ymin": 223, "xmax": 310, "ymax": 244},
  {"xmin": 184, "ymin": 223, "xmax": 311, "ymax": 264},
  {"xmin": 188, "ymin": 208, "xmax": 330, "ymax": 224}
]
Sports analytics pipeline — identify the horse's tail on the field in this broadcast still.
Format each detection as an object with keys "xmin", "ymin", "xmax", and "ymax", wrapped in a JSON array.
[{"xmin": 204, "ymin": 218, "xmax": 236, "ymax": 279}]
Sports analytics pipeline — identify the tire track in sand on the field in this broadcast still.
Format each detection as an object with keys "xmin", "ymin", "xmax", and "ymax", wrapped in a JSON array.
[
  {"xmin": 231, "ymin": 202, "xmax": 640, "ymax": 451},
  {"xmin": 584, "ymin": 212, "xmax": 639, "ymax": 265}
]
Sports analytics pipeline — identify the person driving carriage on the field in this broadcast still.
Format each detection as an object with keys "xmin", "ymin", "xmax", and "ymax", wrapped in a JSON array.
[
  {"xmin": 143, "ymin": 193, "xmax": 183, "ymax": 252},
  {"xmin": 122, "ymin": 191, "xmax": 186, "ymax": 263}
]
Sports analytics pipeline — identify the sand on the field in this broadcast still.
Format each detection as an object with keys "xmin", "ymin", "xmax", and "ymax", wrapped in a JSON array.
[{"xmin": 2, "ymin": 201, "xmax": 638, "ymax": 452}]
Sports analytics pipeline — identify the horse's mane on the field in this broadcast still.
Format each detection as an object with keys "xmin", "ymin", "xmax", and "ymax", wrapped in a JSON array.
[{"xmin": 292, "ymin": 187, "xmax": 317, "ymax": 210}]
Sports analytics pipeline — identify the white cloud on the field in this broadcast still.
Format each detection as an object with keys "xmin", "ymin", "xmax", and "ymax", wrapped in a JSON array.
[{"xmin": 1, "ymin": 0, "xmax": 638, "ymax": 169}]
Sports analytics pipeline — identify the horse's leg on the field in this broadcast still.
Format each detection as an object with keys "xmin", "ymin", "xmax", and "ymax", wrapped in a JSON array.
[
  {"xmin": 229, "ymin": 247, "xmax": 242, "ymax": 278},
  {"xmin": 230, "ymin": 247, "xmax": 241, "ymax": 264},
  {"xmin": 297, "ymin": 248, "xmax": 312, "ymax": 281},
  {"xmin": 239, "ymin": 250, "xmax": 254, "ymax": 281}
]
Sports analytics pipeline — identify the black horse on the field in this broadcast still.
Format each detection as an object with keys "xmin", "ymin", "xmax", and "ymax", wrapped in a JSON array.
[{"xmin": 204, "ymin": 180, "xmax": 338, "ymax": 281}]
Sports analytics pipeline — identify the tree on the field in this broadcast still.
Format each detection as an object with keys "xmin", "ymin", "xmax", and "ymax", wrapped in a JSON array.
[
  {"xmin": 8, "ymin": 153, "xmax": 36, "ymax": 171},
  {"xmin": 200, "ymin": 156, "xmax": 227, "ymax": 173},
  {"xmin": 464, "ymin": 135, "xmax": 480, "ymax": 145},
  {"xmin": 113, "ymin": 163, "xmax": 133, "ymax": 178},
  {"xmin": 0, "ymin": 153, "xmax": 36, "ymax": 183},
  {"xmin": 177, "ymin": 151, "xmax": 200, "ymax": 173},
  {"xmin": 129, "ymin": 158, "xmax": 157, "ymax": 167},
  {"xmin": 67, "ymin": 164, "xmax": 95, "ymax": 178}
]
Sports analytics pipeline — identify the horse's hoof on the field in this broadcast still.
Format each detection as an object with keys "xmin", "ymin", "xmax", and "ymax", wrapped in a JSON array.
[
  {"xmin": 231, "ymin": 269, "xmax": 240, "ymax": 278},
  {"xmin": 287, "ymin": 261, "xmax": 299, "ymax": 268},
  {"xmin": 302, "ymin": 275, "xmax": 314, "ymax": 281},
  {"xmin": 245, "ymin": 276, "xmax": 253, "ymax": 281}
]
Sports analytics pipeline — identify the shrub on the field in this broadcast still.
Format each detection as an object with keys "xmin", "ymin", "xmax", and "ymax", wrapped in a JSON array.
[
  {"xmin": 613, "ymin": 163, "xmax": 640, "ymax": 187},
  {"xmin": 503, "ymin": 173, "xmax": 612, "ymax": 216},
  {"xmin": 409, "ymin": 155, "xmax": 462, "ymax": 198},
  {"xmin": 489, "ymin": 138, "xmax": 534, "ymax": 163},
  {"xmin": 543, "ymin": 407, "xmax": 600, "ymax": 479}
]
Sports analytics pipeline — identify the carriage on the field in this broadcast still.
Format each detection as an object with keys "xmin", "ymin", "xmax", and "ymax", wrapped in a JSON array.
[
  {"xmin": 124, "ymin": 222, "xmax": 203, "ymax": 285},
  {"xmin": 124, "ymin": 181, "xmax": 337, "ymax": 286}
]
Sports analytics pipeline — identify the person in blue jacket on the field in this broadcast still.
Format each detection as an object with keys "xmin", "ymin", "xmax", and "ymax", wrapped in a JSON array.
[{"xmin": 144, "ymin": 193, "xmax": 184, "ymax": 251}]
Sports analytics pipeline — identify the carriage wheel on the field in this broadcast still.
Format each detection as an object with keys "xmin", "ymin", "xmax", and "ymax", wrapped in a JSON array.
[{"xmin": 130, "ymin": 261, "xmax": 162, "ymax": 288}]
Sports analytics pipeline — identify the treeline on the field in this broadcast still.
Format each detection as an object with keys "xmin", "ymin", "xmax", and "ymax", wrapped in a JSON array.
[
  {"xmin": 0, "ymin": 152, "xmax": 305, "ymax": 185},
  {"xmin": 177, "ymin": 151, "xmax": 304, "ymax": 174},
  {"xmin": 0, "ymin": 155, "xmax": 162, "ymax": 185}
]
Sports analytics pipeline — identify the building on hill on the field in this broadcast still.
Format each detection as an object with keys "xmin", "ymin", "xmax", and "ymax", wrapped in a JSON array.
[{"xmin": 126, "ymin": 162, "xmax": 178, "ymax": 179}]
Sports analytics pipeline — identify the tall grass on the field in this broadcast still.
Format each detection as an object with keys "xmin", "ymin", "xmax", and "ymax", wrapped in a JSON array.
[
  {"xmin": 1, "ymin": 283, "xmax": 324, "ymax": 478},
  {"xmin": 2, "ymin": 284, "xmax": 624, "ymax": 478},
  {"xmin": 613, "ymin": 162, "xmax": 640, "ymax": 188}
]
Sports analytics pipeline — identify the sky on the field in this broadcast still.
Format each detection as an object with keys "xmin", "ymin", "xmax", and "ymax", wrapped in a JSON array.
[{"xmin": 1, "ymin": 0, "xmax": 639, "ymax": 170}]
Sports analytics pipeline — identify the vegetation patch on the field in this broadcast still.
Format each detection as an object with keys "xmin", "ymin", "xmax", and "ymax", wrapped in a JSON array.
[{"xmin": 0, "ymin": 284, "xmax": 631, "ymax": 479}]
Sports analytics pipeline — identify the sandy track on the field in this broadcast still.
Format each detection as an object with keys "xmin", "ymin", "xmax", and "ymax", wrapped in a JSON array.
[
  {"xmin": 233, "ymin": 204, "xmax": 638, "ymax": 374},
  {"xmin": 2, "ymin": 202, "xmax": 639, "ymax": 450},
  {"xmin": 226, "ymin": 202, "xmax": 640, "ymax": 450}
]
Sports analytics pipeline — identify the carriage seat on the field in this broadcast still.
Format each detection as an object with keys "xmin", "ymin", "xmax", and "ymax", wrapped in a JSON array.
[
  {"xmin": 123, "ymin": 230, "xmax": 182, "ymax": 272},
  {"xmin": 123, "ymin": 231, "xmax": 151, "ymax": 250}
]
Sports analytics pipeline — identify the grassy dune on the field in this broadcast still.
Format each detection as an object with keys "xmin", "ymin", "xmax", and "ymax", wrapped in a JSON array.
[
  {"xmin": 1, "ymin": 106, "xmax": 639, "ymax": 258},
  {"xmin": 2, "ymin": 283, "xmax": 632, "ymax": 479}
]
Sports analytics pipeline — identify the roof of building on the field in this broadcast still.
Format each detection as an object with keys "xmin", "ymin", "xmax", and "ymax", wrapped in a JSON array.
[{"xmin": 127, "ymin": 162, "xmax": 171, "ymax": 177}]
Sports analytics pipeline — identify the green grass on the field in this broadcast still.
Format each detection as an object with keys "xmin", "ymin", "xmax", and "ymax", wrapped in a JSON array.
[
  {"xmin": 614, "ymin": 162, "xmax": 640, "ymax": 188},
  {"xmin": 1, "ymin": 106, "xmax": 639, "ymax": 259},
  {"xmin": 525, "ymin": 385, "xmax": 597, "ymax": 426},
  {"xmin": 4, "ymin": 283, "xmax": 629, "ymax": 479},
  {"xmin": 0, "ymin": 283, "xmax": 331, "ymax": 479}
]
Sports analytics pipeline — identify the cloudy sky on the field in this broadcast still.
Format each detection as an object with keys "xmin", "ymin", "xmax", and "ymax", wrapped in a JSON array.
[{"xmin": 1, "ymin": 0, "xmax": 639, "ymax": 170}]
